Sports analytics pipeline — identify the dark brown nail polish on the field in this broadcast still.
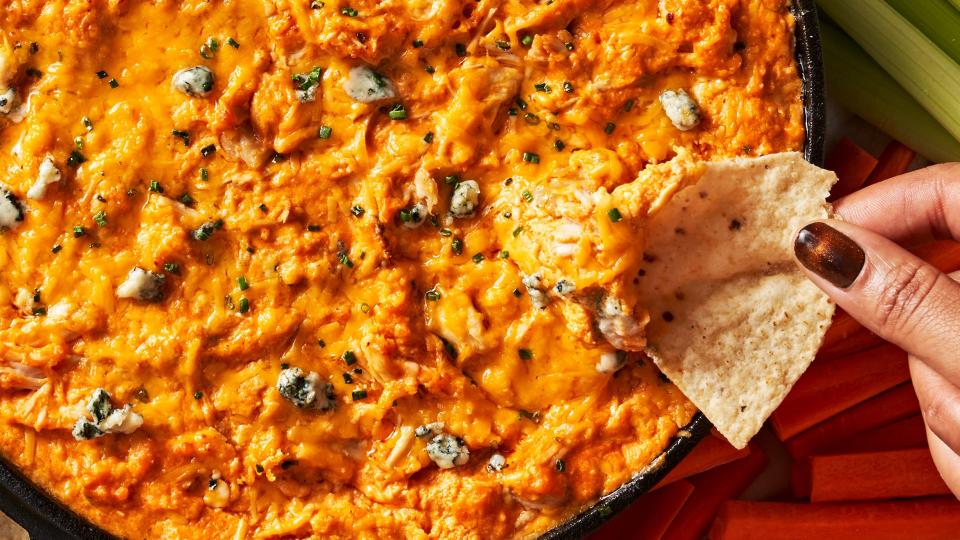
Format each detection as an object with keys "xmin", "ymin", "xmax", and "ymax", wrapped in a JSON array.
[{"xmin": 794, "ymin": 222, "xmax": 866, "ymax": 289}]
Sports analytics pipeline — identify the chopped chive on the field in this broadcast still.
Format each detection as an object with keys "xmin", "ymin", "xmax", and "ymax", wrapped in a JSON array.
[
  {"xmin": 181, "ymin": 193, "xmax": 195, "ymax": 205},
  {"xmin": 564, "ymin": 41, "xmax": 574, "ymax": 51},
  {"xmin": 343, "ymin": 351, "xmax": 357, "ymax": 365},
  {"xmin": 238, "ymin": 297, "xmax": 250, "ymax": 313},
  {"xmin": 227, "ymin": 37, "xmax": 240, "ymax": 48},
  {"xmin": 32, "ymin": 307, "xmax": 46, "ymax": 316},
  {"xmin": 563, "ymin": 81, "xmax": 574, "ymax": 93},
  {"xmin": 201, "ymin": 144, "xmax": 216, "ymax": 157},
  {"xmin": 93, "ymin": 211, "xmax": 107, "ymax": 227},
  {"xmin": 547, "ymin": 122, "xmax": 560, "ymax": 130},
  {"xmin": 424, "ymin": 65, "xmax": 435, "ymax": 74},
  {"xmin": 554, "ymin": 139, "xmax": 565, "ymax": 151},
  {"xmin": 512, "ymin": 225, "xmax": 523, "ymax": 237},
  {"xmin": 194, "ymin": 391, "xmax": 203, "ymax": 400},
  {"xmin": 96, "ymin": 70, "xmax": 108, "ymax": 79},
  {"xmin": 518, "ymin": 348, "xmax": 534, "ymax": 360},
  {"xmin": 149, "ymin": 180, "xmax": 163, "ymax": 193},
  {"xmin": 307, "ymin": 224, "xmax": 321, "ymax": 232},
  {"xmin": 555, "ymin": 459, "xmax": 566, "ymax": 472},
  {"xmin": 452, "ymin": 237, "xmax": 463, "ymax": 255},
  {"xmin": 521, "ymin": 34, "xmax": 534, "ymax": 47},
  {"xmin": 624, "ymin": 99, "xmax": 635, "ymax": 112},
  {"xmin": 73, "ymin": 226, "xmax": 86, "ymax": 238},
  {"xmin": 412, "ymin": 39, "xmax": 424, "ymax": 48},
  {"xmin": 607, "ymin": 208, "xmax": 623, "ymax": 222},
  {"xmin": 516, "ymin": 98, "xmax": 527, "ymax": 110},
  {"xmin": 388, "ymin": 104, "xmax": 408, "ymax": 120},
  {"xmin": 521, "ymin": 191, "xmax": 533, "ymax": 203},
  {"xmin": 164, "ymin": 262, "xmax": 181, "ymax": 274},
  {"xmin": 52, "ymin": 244, "xmax": 62, "ymax": 254},
  {"xmin": 425, "ymin": 289, "xmax": 441, "ymax": 301},
  {"xmin": 82, "ymin": 116, "xmax": 93, "ymax": 131},
  {"xmin": 507, "ymin": 107, "xmax": 518, "ymax": 116},
  {"xmin": 534, "ymin": 82, "xmax": 550, "ymax": 92},
  {"xmin": 343, "ymin": 372, "xmax": 353, "ymax": 384},
  {"xmin": 496, "ymin": 40, "xmax": 511, "ymax": 50},
  {"xmin": 604, "ymin": 122, "xmax": 616, "ymax": 134},
  {"xmin": 360, "ymin": 302, "xmax": 370, "ymax": 313},
  {"xmin": 238, "ymin": 276, "xmax": 249, "ymax": 290},
  {"xmin": 423, "ymin": 131, "xmax": 434, "ymax": 143},
  {"xmin": 352, "ymin": 389, "xmax": 367, "ymax": 400},
  {"xmin": 258, "ymin": 203, "xmax": 268, "ymax": 213},
  {"xmin": 439, "ymin": 228, "xmax": 452, "ymax": 237},
  {"xmin": 398, "ymin": 208, "xmax": 412, "ymax": 222},
  {"xmin": 500, "ymin": 250, "xmax": 509, "ymax": 259},
  {"xmin": 317, "ymin": 125, "xmax": 333, "ymax": 139},
  {"xmin": 523, "ymin": 112, "xmax": 540, "ymax": 125},
  {"xmin": 337, "ymin": 251, "xmax": 353, "ymax": 268},
  {"xmin": 108, "ymin": 78, "xmax": 118, "ymax": 88},
  {"xmin": 351, "ymin": 205, "xmax": 365, "ymax": 217},
  {"xmin": 443, "ymin": 340, "xmax": 458, "ymax": 359},
  {"xmin": 340, "ymin": 6, "xmax": 358, "ymax": 16},
  {"xmin": 200, "ymin": 168, "xmax": 209, "ymax": 181},
  {"xmin": 504, "ymin": 177, "xmax": 514, "ymax": 185},
  {"xmin": 66, "ymin": 150, "xmax": 86, "ymax": 167},
  {"xmin": 513, "ymin": 288, "xmax": 522, "ymax": 297},
  {"xmin": 522, "ymin": 152, "xmax": 540, "ymax": 164},
  {"xmin": 172, "ymin": 129, "xmax": 191, "ymax": 146},
  {"xmin": 444, "ymin": 174, "xmax": 459, "ymax": 185},
  {"xmin": 472, "ymin": 253, "xmax": 484, "ymax": 263},
  {"xmin": 455, "ymin": 43, "xmax": 467, "ymax": 57}
]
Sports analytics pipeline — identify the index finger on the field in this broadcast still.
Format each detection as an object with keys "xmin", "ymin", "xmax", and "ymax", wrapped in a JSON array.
[{"xmin": 834, "ymin": 162, "xmax": 960, "ymax": 245}]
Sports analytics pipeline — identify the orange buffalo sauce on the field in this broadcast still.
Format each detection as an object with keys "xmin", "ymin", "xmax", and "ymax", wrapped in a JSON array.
[{"xmin": 0, "ymin": 0, "xmax": 801, "ymax": 537}]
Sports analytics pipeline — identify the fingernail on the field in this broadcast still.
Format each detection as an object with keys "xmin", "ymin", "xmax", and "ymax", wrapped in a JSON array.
[{"xmin": 794, "ymin": 222, "xmax": 866, "ymax": 289}]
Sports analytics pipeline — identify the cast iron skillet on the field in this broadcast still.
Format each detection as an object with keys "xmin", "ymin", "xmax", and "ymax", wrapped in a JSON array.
[{"xmin": 0, "ymin": 1, "xmax": 824, "ymax": 537}]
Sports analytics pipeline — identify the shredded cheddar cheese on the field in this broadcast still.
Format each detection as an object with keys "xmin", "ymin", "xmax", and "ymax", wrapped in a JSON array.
[{"xmin": 0, "ymin": 0, "xmax": 802, "ymax": 537}]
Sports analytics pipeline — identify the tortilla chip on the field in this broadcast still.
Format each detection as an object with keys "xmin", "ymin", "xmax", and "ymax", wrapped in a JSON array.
[{"xmin": 639, "ymin": 152, "xmax": 836, "ymax": 449}]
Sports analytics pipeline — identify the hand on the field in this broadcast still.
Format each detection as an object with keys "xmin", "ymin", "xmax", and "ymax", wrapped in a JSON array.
[{"xmin": 792, "ymin": 163, "xmax": 960, "ymax": 495}]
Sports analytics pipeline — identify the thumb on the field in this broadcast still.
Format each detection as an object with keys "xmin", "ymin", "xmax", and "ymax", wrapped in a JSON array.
[{"xmin": 793, "ymin": 220, "xmax": 960, "ymax": 383}]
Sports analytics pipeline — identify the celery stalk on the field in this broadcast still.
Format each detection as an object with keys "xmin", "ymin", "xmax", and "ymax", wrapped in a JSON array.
[
  {"xmin": 820, "ymin": 22, "xmax": 960, "ymax": 162},
  {"xmin": 818, "ymin": 0, "xmax": 960, "ymax": 146},
  {"xmin": 950, "ymin": 0, "xmax": 960, "ymax": 13},
  {"xmin": 886, "ymin": 0, "xmax": 960, "ymax": 66}
]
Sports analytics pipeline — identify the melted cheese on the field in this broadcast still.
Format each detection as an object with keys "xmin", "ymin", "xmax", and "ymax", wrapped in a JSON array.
[{"xmin": 0, "ymin": 0, "xmax": 802, "ymax": 537}]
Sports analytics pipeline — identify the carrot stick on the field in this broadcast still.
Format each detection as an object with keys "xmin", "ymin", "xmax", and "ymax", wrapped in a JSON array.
[
  {"xmin": 590, "ymin": 480, "xmax": 693, "ymax": 540},
  {"xmin": 817, "ymin": 328, "xmax": 884, "ymax": 359},
  {"xmin": 785, "ymin": 383, "xmax": 921, "ymax": 460},
  {"xmin": 825, "ymin": 138, "xmax": 878, "ymax": 200},
  {"xmin": 829, "ymin": 414, "xmax": 927, "ymax": 454},
  {"xmin": 809, "ymin": 448, "xmax": 950, "ymax": 502},
  {"xmin": 657, "ymin": 432, "xmax": 749, "ymax": 487},
  {"xmin": 786, "ymin": 384, "xmax": 920, "ymax": 498},
  {"xmin": 709, "ymin": 498, "xmax": 960, "ymax": 540},
  {"xmin": 771, "ymin": 344, "xmax": 909, "ymax": 440},
  {"xmin": 864, "ymin": 141, "xmax": 916, "ymax": 185},
  {"xmin": 660, "ymin": 444, "xmax": 768, "ymax": 540},
  {"xmin": 917, "ymin": 240, "xmax": 960, "ymax": 274},
  {"xmin": 820, "ymin": 310, "xmax": 860, "ymax": 349}
]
